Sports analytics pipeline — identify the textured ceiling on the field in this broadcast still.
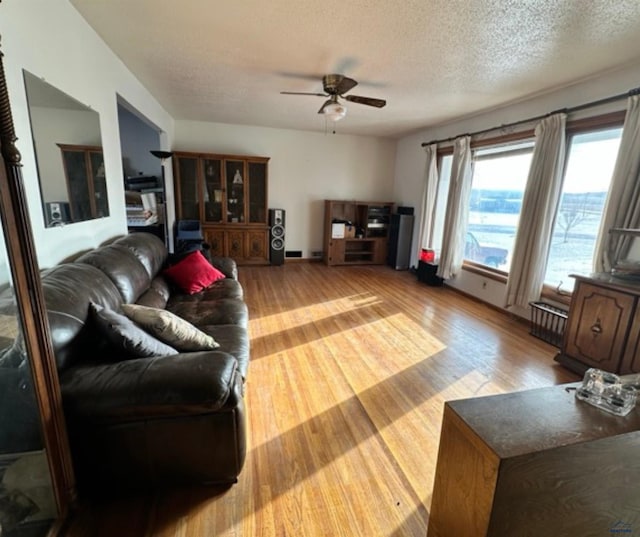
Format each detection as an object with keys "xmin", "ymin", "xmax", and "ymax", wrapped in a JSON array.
[{"xmin": 70, "ymin": 0, "xmax": 640, "ymax": 139}]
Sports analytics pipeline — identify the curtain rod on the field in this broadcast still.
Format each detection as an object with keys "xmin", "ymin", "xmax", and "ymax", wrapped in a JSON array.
[{"xmin": 420, "ymin": 86, "xmax": 640, "ymax": 147}]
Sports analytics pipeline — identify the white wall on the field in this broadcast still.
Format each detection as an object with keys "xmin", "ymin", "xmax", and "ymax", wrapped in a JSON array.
[
  {"xmin": 29, "ymin": 106, "xmax": 102, "ymax": 203},
  {"xmin": 394, "ymin": 60, "xmax": 640, "ymax": 317},
  {"xmin": 0, "ymin": 0, "xmax": 175, "ymax": 268},
  {"xmin": 175, "ymin": 121, "xmax": 397, "ymax": 257}
]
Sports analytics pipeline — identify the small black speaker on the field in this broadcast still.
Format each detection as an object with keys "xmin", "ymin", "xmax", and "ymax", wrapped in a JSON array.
[
  {"xmin": 269, "ymin": 208, "xmax": 285, "ymax": 266},
  {"xmin": 45, "ymin": 201, "xmax": 71, "ymax": 226},
  {"xmin": 417, "ymin": 260, "xmax": 444, "ymax": 286}
]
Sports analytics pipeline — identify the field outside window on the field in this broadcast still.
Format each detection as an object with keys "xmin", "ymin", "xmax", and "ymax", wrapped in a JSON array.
[
  {"xmin": 544, "ymin": 127, "xmax": 623, "ymax": 292},
  {"xmin": 465, "ymin": 141, "xmax": 534, "ymax": 271}
]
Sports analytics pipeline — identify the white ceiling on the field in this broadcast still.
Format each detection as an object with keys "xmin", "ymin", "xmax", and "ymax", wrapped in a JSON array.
[{"xmin": 70, "ymin": 0, "xmax": 640, "ymax": 139}]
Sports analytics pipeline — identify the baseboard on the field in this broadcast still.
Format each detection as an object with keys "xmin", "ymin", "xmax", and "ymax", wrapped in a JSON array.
[{"xmin": 284, "ymin": 257, "xmax": 323, "ymax": 264}]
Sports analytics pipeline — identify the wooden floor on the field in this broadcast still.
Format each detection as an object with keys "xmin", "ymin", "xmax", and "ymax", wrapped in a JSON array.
[{"xmin": 66, "ymin": 263, "xmax": 578, "ymax": 536}]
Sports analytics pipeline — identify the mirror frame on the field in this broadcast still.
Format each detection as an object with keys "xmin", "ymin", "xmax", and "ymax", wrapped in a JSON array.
[{"xmin": 0, "ymin": 38, "xmax": 77, "ymax": 527}]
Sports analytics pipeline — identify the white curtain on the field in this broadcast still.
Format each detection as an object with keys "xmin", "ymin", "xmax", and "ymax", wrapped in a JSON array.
[
  {"xmin": 593, "ymin": 95, "xmax": 640, "ymax": 272},
  {"xmin": 417, "ymin": 144, "xmax": 439, "ymax": 253},
  {"xmin": 505, "ymin": 113, "xmax": 567, "ymax": 308},
  {"xmin": 437, "ymin": 136, "xmax": 472, "ymax": 280}
]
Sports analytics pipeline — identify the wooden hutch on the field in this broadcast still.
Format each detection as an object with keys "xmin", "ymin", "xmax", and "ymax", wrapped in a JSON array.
[{"xmin": 173, "ymin": 151, "xmax": 270, "ymax": 264}]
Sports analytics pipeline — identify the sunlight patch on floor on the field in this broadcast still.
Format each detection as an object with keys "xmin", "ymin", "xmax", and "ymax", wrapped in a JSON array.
[
  {"xmin": 249, "ymin": 294, "xmax": 383, "ymax": 339},
  {"xmin": 244, "ymin": 302, "xmax": 455, "ymax": 532},
  {"xmin": 244, "ymin": 360, "xmax": 505, "ymax": 535}
]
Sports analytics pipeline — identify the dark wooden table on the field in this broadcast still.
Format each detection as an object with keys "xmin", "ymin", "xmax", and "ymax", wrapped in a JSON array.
[{"xmin": 427, "ymin": 383, "xmax": 640, "ymax": 536}]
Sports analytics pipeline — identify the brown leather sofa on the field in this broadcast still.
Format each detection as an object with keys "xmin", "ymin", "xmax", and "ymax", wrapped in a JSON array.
[{"xmin": 40, "ymin": 232, "xmax": 249, "ymax": 493}]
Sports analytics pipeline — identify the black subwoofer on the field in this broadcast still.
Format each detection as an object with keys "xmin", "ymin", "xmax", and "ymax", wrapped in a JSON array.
[{"xmin": 269, "ymin": 208, "xmax": 285, "ymax": 266}]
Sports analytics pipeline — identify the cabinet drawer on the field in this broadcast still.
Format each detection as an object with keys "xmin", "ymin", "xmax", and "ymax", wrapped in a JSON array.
[{"xmin": 565, "ymin": 283, "xmax": 635, "ymax": 371}]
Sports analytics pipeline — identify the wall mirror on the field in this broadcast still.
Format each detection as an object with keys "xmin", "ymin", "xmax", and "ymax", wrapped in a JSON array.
[{"xmin": 23, "ymin": 70, "xmax": 110, "ymax": 227}]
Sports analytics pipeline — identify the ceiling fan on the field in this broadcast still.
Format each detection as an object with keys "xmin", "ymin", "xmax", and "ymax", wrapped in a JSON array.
[{"xmin": 281, "ymin": 74, "xmax": 386, "ymax": 122}]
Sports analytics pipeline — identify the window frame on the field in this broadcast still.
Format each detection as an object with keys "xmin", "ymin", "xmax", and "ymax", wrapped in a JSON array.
[
  {"xmin": 436, "ymin": 131, "xmax": 536, "ymax": 282},
  {"xmin": 433, "ymin": 111, "xmax": 626, "ymax": 293},
  {"xmin": 541, "ymin": 111, "xmax": 625, "ymax": 304}
]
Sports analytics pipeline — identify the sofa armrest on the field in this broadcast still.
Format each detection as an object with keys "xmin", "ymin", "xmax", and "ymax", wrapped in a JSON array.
[
  {"xmin": 60, "ymin": 351, "xmax": 242, "ymax": 423},
  {"xmin": 207, "ymin": 255, "xmax": 238, "ymax": 280}
]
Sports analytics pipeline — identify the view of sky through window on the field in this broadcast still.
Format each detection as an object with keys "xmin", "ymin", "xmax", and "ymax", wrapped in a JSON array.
[{"xmin": 544, "ymin": 128, "xmax": 622, "ymax": 291}]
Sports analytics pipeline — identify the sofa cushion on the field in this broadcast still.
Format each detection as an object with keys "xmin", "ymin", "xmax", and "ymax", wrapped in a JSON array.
[
  {"xmin": 193, "ymin": 278, "xmax": 243, "ymax": 301},
  {"xmin": 113, "ymin": 233, "xmax": 168, "ymax": 279},
  {"xmin": 41, "ymin": 264, "xmax": 124, "ymax": 370},
  {"xmin": 136, "ymin": 276, "xmax": 172, "ymax": 309},
  {"xmin": 90, "ymin": 303, "xmax": 177, "ymax": 358},
  {"xmin": 77, "ymin": 244, "xmax": 151, "ymax": 303},
  {"xmin": 164, "ymin": 250, "xmax": 225, "ymax": 295},
  {"xmin": 121, "ymin": 304, "xmax": 220, "ymax": 352},
  {"xmin": 167, "ymin": 297, "xmax": 248, "ymax": 328}
]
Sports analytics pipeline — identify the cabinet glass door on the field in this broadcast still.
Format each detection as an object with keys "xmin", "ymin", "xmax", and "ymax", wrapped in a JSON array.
[
  {"xmin": 225, "ymin": 160, "xmax": 245, "ymax": 224},
  {"xmin": 203, "ymin": 158, "xmax": 223, "ymax": 223},
  {"xmin": 89, "ymin": 150, "xmax": 109, "ymax": 218},
  {"xmin": 61, "ymin": 149, "xmax": 91, "ymax": 222},
  {"xmin": 176, "ymin": 157, "xmax": 200, "ymax": 220},
  {"xmin": 248, "ymin": 162, "xmax": 267, "ymax": 224},
  {"xmin": 0, "ymin": 233, "xmax": 57, "ymax": 535}
]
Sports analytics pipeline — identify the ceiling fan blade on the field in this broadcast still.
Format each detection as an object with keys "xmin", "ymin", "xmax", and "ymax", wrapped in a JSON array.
[
  {"xmin": 317, "ymin": 98, "xmax": 333, "ymax": 114},
  {"xmin": 281, "ymin": 91, "xmax": 328, "ymax": 97},
  {"xmin": 344, "ymin": 95, "xmax": 386, "ymax": 108},
  {"xmin": 276, "ymin": 71, "xmax": 326, "ymax": 81},
  {"xmin": 335, "ymin": 76, "xmax": 358, "ymax": 95}
]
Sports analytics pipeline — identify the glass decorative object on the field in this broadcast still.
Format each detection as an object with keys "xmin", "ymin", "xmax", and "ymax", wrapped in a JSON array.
[{"xmin": 575, "ymin": 368, "xmax": 637, "ymax": 416}]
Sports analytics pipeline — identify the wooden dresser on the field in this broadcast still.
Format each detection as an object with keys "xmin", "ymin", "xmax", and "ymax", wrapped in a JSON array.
[
  {"xmin": 555, "ymin": 273, "xmax": 640, "ymax": 375},
  {"xmin": 427, "ymin": 385, "xmax": 640, "ymax": 536}
]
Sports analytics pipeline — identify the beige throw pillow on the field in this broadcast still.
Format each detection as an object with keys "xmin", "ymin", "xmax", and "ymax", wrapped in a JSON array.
[{"xmin": 121, "ymin": 304, "xmax": 220, "ymax": 352}]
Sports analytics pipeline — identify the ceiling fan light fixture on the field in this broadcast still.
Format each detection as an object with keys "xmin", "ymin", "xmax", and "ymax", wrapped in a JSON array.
[{"xmin": 324, "ymin": 102, "xmax": 347, "ymax": 122}]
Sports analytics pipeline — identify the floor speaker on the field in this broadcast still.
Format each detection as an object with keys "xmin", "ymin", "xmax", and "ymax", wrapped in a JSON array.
[
  {"xmin": 45, "ymin": 201, "xmax": 71, "ymax": 227},
  {"xmin": 387, "ymin": 214, "xmax": 414, "ymax": 270},
  {"xmin": 269, "ymin": 208, "xmax": 285, "ymax": 266}
]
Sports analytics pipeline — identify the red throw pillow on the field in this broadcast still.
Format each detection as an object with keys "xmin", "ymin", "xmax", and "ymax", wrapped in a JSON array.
[{"xmin": 164, "ymin": 250, "xmax": 225, "ymax": 294}]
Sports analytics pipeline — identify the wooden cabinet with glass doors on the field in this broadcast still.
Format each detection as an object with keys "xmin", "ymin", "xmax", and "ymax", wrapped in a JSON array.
[
  {"xmin": 58, "ymin": 144, "xmax": 109, "ymax": 222},
  {"xmin": 173, "ymin": 152, "xmax": 269, "ymax": 264}
]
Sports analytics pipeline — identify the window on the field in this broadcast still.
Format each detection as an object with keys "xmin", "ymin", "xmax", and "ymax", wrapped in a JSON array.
[
  {"xmin": 544, "ymin": 127, "xmax": 623, "ymax": 293},
  {"xmin": 465, "ymin": 140, "xmax": 534, "ymax": 271}
]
